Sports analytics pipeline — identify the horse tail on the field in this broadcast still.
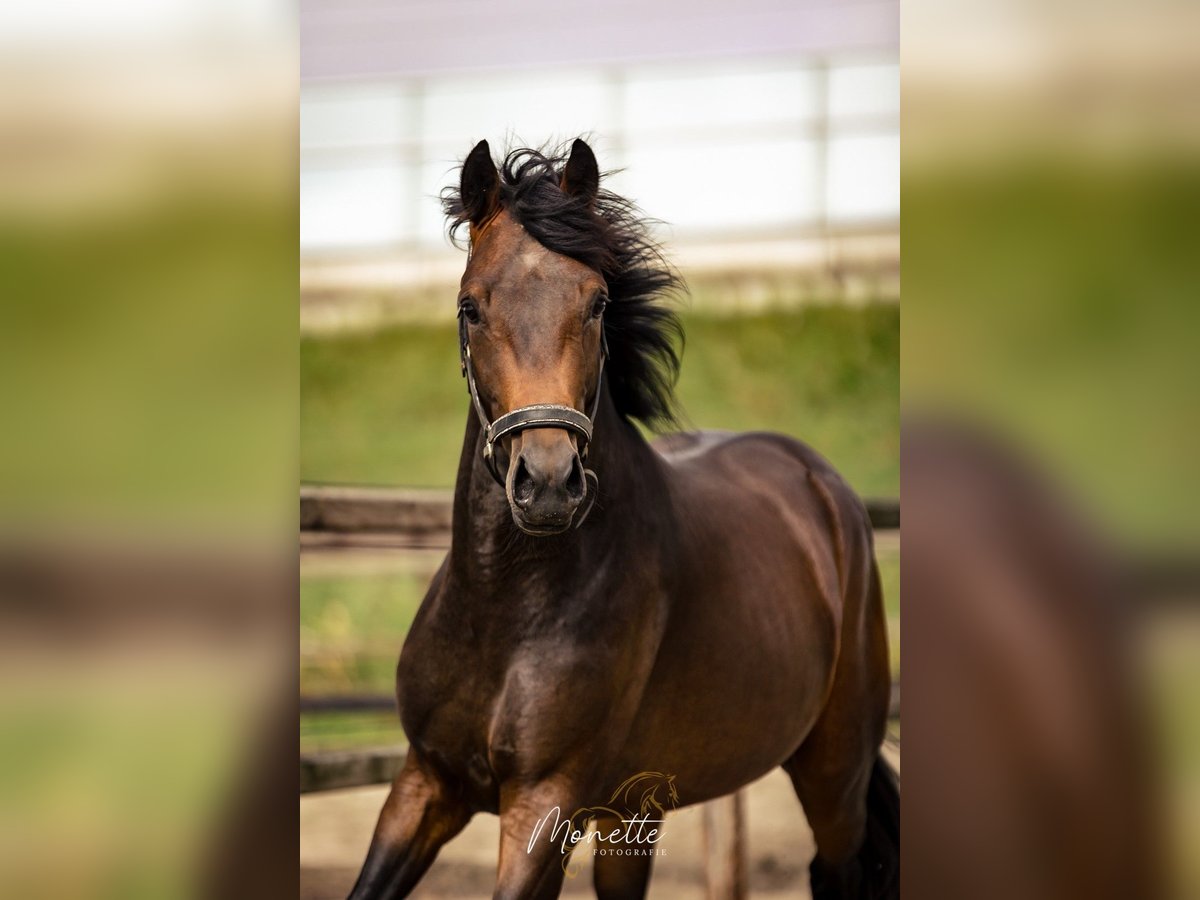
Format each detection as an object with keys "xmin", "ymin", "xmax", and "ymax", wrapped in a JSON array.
[
  {"xmin": 808, "ymin": 753, "xmax": 900, "ymax": 900},
  {"xmin": 860, "ymin": 754, "xmax": 900, "ymax": 899},
  {"xmin": 811, "ymin": 753, "xmax": 897, "ymax": 900}
]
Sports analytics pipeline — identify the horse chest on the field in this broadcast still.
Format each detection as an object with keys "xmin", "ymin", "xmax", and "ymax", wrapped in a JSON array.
[
  {"xmin": 396, "ymin": 626, "xmax": 546, "ymax": 803},
  {"xmin": 394, "ymin": 651, "xmax": 496, "ymax": 809},
  {"xmin": 399, "ymin": 610, "xmax": 628, "ymax": 806}
]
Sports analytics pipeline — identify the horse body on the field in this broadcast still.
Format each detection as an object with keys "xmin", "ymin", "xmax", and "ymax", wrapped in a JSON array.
[
  {"xmin": 348, "ymin": 139, "xmax": 896, "ymax": 900},
  {"xmin": 615, "ymin": 429, "xmax": 884, "ymax": 800}
]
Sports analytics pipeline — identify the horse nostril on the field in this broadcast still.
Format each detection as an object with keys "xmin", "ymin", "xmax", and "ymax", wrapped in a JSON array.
[
  {"xmin": 512, "ymin": 455, "xmax": 536, "ymax": 508},
  {"xmin": 564, "ymin": 455, "xmax": 585, "ymax": 502}
]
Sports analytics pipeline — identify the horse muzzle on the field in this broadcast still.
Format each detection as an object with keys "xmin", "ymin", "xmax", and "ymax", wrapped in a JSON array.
[{"xmin": 506, "ymin": 431, "xmax": 587, "ymax": 534}]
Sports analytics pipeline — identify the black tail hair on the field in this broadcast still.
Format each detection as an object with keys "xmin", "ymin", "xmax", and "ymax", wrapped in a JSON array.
[{"xmin": 810, "ymin": 755, "xmax": 900, "ymax": 900}]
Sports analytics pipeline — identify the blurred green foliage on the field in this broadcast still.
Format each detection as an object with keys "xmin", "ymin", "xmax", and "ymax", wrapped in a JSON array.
[
  {"xmin": 0, "ymin": 194, "xmax": 296, "ymax": 530},
  {"xmin": 301, "ymin": 710, "xmax": 408, "ymax": 753},
  {"xmin": 300, "ymin": 568, "xmax": 427, "ymax": 696},
  {"xmin": 0, "ymin": 672, "xmax": 256, "ymax": 900},
  {"xmin": 904, "ymin": 155, "xmax": 1200, "ymax": 547},
  {"xmin": 904, "ymin": 151, "xmax": 1200, "ymax": 897},
  {"xmin": 301, "ymin": 303, "xmax": 900, "ymax": 498}
]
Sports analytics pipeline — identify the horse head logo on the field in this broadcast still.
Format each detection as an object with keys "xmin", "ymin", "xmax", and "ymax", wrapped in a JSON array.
[
  {"xmin": 552, "ymin": 772, "xmax": 681, "ymax": 877},
  {"xmin": 608, "ymin": 771, "xmax": 680, "ymax": 817}
]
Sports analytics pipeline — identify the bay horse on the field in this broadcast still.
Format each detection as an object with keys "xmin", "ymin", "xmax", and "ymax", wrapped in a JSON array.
[{"xmin": 348, "ymin": 139, "xmax": 897, "ymax": 899}]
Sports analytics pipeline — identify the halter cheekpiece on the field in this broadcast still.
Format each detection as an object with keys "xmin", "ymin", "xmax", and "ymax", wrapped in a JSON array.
[{"xmin": 458, "ymin": 309, "xmax": 608, "ymax": 527}]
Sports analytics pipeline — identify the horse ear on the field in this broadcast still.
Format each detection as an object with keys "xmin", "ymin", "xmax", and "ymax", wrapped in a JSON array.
[
  {"xmin": 461, "ymin": 140, "xmax": 500, "ymax": 226},
  {"xmin": 560, "ymin": 138, "xmax": 600, "ymax": 207}
]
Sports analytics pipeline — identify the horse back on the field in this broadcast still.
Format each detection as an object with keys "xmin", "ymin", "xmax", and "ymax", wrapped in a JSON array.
[{"xmin": 653, "ymin": 429, "xmax": 876, "ymax": 606}]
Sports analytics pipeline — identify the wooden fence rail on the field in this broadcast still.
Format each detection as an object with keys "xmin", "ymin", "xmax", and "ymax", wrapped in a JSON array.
[
  {"xmin": 301, "ymin": 484, "xmax": 899, "ymax": 555},
  {"xmin": 301, "ymin": 484, "xmax": 899, "ymax": 537}
]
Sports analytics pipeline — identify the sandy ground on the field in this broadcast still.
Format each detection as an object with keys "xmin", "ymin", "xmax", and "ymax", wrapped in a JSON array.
[
  {"xmin": 300, "ymin": 746, "xmax": 899, "ymax": 899},
  {"xmin": 301, "ymin": 770, "xmax": 810, "ymax": 899}
]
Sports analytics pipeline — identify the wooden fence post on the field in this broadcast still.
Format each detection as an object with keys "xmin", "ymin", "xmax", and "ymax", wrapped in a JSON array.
[{"xmin": 702, "ymin": 790, "xmax": 747, "ymax": 899}]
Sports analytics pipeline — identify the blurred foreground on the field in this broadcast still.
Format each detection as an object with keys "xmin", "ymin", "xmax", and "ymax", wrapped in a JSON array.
[
  {"xmin": 0, "ymin": 5, "xmax": 298, "ymax": 898},
  {"xmin": 902, "ymin": 0, "xmax": 1200, "ymax": 897}
]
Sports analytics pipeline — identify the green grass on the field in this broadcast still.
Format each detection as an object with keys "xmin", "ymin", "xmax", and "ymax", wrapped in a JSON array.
[
  {"xmin": 300, "ymin": 569, "xmax": 428, "ymax": 696},
  {"xmin": 0, "ymin": 194, "xmax": 294, "ymax": 528},
  {"xmin": 300, "ymin": 570, "xmax": 426, "ymax": 752},
  {"xmin": 1143, "ymin": 617, "xmax": 1200, "ymax": 898},
  {"xmin": 301, "ymin": 711, "xmax": 407, "ymax": 754},
  {"xmin": 301, "ymin": 304, "xmax": 899, "ymax": 498},
  {"xmin": 877, "ymin": 545, "xmax": 901, "ymax": 675},
  {"xmin": 904, "ymin": 156, "xmax": 1200, "ymax": 546},
  {"xmin": 674, "ymin": 308, "xmax": 899, "ymax": 497}
]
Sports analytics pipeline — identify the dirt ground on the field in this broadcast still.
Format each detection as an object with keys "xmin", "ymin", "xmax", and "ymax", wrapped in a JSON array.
[{"xmin": 300, "ymin": 747, "xmax": 898, "ymax": 899}]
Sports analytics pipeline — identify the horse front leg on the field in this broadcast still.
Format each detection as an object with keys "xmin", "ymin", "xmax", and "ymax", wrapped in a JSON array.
[
  {"xmin": 347, "ymin": 750, "xmax": 472, "ymax": 899},
  {"xmin": 591, "ymin": 812, "xmax": 654, "ymax": 900},
  {"xmin": 493, "ymin": 777, "xmax": 592, "ymax": 900}
]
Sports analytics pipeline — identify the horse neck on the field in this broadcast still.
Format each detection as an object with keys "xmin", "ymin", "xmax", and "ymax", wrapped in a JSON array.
[{"xmin": 448, "ymin": 386, "xmax": 665, "ymax": 587}]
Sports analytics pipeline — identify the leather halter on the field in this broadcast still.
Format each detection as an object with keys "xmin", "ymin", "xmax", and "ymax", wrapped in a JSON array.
[{"xmin": 458, "ymin": 310, "xmax": 608, "ymax": 527}]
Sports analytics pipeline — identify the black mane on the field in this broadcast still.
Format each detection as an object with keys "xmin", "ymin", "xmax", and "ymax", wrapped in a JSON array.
[{"xmin": 442, "ymin": 143, "xmax": 685, "ymax": 429}]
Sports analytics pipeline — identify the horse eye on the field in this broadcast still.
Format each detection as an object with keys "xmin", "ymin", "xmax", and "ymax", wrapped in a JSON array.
[
  {"xmin": 459, "ymin": 298, "xmax": 481, "ymax": 325},
  {"xmin": 590, "ymin": 295, "xmax": 608, "ymax": 319}
]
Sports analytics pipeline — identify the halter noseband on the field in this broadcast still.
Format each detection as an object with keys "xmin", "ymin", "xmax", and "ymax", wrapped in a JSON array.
[{"xmin": 458, "ymin": 310, "xmax": 608, "ymax": 527}]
